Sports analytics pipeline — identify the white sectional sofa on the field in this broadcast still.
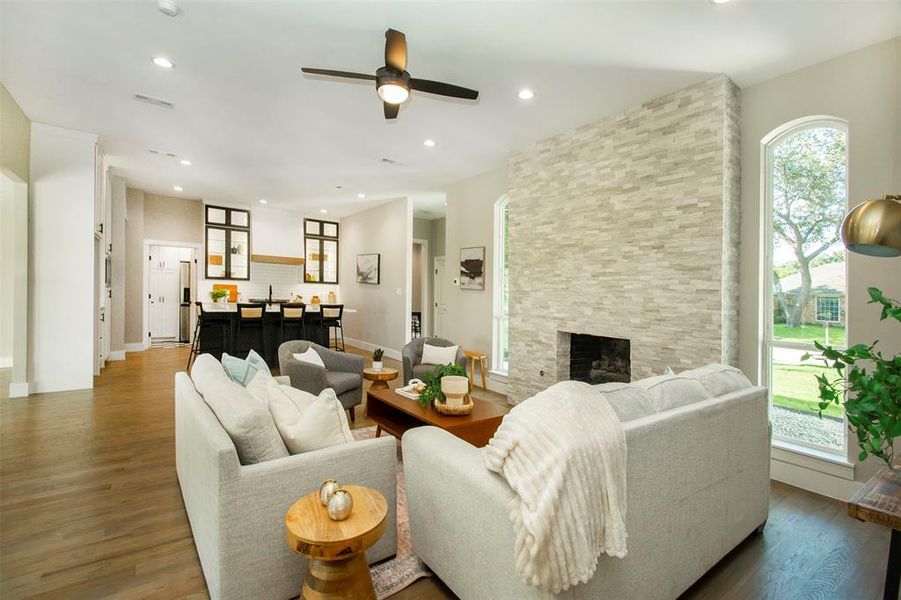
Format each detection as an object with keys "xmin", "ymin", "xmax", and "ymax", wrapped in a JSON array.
[
  {"xmin": 402, "ymin": 365, "xmax": 770, "ymax": 600},
  {"xmin": 174, "ymin": 356, "xmax": 398, "ymax": 600}
]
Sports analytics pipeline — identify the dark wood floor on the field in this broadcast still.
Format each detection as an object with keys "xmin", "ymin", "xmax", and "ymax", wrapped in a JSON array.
[{"xmin": 0, "ymin": 347, "xmax": 891, "ymax": 599}]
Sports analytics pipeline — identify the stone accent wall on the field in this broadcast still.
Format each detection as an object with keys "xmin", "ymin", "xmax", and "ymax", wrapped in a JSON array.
[{"xmin": 507, "ymin": 76, "xmax": 741, "ymax": 403}]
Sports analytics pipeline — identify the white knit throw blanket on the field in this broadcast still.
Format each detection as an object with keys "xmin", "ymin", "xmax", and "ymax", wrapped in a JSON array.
[{"xmin": 483, "ymin": 380, "xmax": 627, "ymax": 594}]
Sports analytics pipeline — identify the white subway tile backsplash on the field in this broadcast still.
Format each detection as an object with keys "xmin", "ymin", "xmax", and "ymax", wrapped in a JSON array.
[{"xmin": 200, "ymin": 261, "xmax": 340, "ymax": 303}]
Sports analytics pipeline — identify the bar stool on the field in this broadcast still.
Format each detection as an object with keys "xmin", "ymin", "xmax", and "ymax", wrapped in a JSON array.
[
  {"xmin": 464, "ymin": 349, "xmax": 488, "ymax": 390},
  {"xmin": 188, "ymin": 302, "xmax": 230, "ymax": 368},
  {"xmin": 280, "ymin": 302, "xmax": 306, "ymax": 343},
  {"xmin": 235, "ymin": 303, "xmax": 266, "ymax": 355},
  {"xmin": 320, "ymin": 304, "xmax": 345, "ymax": 352}
]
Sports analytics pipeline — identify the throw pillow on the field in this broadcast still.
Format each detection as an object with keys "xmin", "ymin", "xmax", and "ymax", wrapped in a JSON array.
[
  {"xmin": 421, "ymin": 343, "xmax": 458, "ymax": 365},
  {"xmin": 631, "ymin": 374, "xmax": 710, "ymax": 413},
  {"xmin": 221, "ymin": 352, "xmax": 259, "ymax": 387},
  {"xmin": 592, "ymin": 382, "xmax": 656, "ymax": 421},
  {"xmin": 293, "ymin": 347, "xmax": 326, "ymax": 369},
  {"xmin": 247, "ymin": 370, "xmax": 353, "ymax": 453},
  {"xmin": 681, "ymin": 363, "xmax": 752, "ymax": 397},
  {"xmin": 190, "ymin": 354, "xmax": 288, "ymax": 464},
  {"xmin": 246, "ymin": 349, "xmax": 269, "ymax": 373}
]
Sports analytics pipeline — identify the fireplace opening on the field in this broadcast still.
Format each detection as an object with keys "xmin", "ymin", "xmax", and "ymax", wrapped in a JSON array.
[{"xmin": 569, "ymin": 334, "xmax": 631, "ymax": 384}]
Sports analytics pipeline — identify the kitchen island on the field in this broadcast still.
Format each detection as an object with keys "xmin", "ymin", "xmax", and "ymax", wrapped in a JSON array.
[{"xmin": 197, "ymin": 303, "xmax": 356, "ymax": 366}]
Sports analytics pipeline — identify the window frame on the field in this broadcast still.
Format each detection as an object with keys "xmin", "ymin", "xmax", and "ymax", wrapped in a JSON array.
[
  {"xmin": 204, "ymin": 204, "xmax": 251, "ymax": 281},
  {"xmin": 303, "ymin": 218, "xmax": 339, "ymax": 284},
  {"xmin": 759, "ymin": 115, "xmax": 849, "ymax": 456},
  {"xmin": 815, "ymin": 296, "xmax": 841, "ymax": 323},
  {"xmin": 491, "ymin": 195, "xmax": 510, "ymax": 376}
]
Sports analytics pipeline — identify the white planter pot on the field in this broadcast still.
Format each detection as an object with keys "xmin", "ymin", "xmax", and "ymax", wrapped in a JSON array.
[
  {"xmin": 372, "ymin": 361, "xmax": 383, "ymax": 372},
  {"xmin": 441, "ymin": 375, "xmax": 469, "ymax": 407}
]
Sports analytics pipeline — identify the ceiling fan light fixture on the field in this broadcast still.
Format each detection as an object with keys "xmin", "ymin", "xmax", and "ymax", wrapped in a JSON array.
[{"xmin": 377, "ymin": 82, "xmax": 409, "ymax": 104}]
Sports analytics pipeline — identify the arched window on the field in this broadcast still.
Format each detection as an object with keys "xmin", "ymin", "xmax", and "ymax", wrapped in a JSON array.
[
  {"xmin": 492, "ymin": 195, "xmax": 510, "ymax": 375},
  {"xmin": 761, "ymin": 116, "xmax": 848, "ymax": 454}
]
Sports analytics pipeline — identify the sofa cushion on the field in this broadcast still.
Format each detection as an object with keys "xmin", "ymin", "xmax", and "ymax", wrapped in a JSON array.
[
  {"xmin": 190, "ymin": 353, "xmax": 289, "ymax": 464},
  {"xmin": 681, "ymin": 363, "xmax": 752, "ymax": 397},
  {"xmin": 421, "ymin": 343, "xmax": 458, "ymax": 366},
  {"xmin": 221, "ymin": 352, "xmax": 260, "ymax": 386},
  {"xmin": 592, "ymin": 382, "xmax": 656, "ymax": 421},
  {"xmin": 326, "ymin": 371, "xmax": 362, "ymax": 395},
  {"xmin": 247, "ymin": 370, "xmax": 353, "ymax": 454},
  {"xmin": 632, "ymin": 374, "xmax": 710, "ymax": 413},
  {"xmin": 293, "ymin": 347, "xmax": 325, "ymax": 369}
]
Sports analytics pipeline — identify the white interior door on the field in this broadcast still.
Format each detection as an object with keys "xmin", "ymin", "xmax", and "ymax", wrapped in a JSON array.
[
  {"xmin": 150, "ymin": 245, "xmax": 180, "ymax": 339},
  {"xmin": 433, "ymin": 256, "xmax": 446, "ymax": 337}
]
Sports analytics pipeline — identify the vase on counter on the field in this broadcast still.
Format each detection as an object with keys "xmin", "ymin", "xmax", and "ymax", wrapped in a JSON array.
[
  {"xmin": 327, "ymin": 291, "xmax": 336, "ymax": 304},
  {"xmin": 311, "ymin": 295, "xmax": 321, "ymax": 304}
]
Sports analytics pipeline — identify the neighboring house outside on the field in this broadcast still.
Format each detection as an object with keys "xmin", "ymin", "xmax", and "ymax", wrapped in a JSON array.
[{"xmin": 775, "ymin": 261, "xmax": 846, "ymax": 325}]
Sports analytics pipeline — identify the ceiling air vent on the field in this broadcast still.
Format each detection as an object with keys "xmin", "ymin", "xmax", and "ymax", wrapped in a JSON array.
[
  {"xmin": 133, "ymin": 93, "xmax": 175, "ymax": 109},
  {"xmin": 379, "ymin": 157, "xmax": 401, "ymax": 165}
]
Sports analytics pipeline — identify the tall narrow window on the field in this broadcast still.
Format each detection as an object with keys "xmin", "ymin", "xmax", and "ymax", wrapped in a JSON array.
[
  {"xmin": 763, "ymin": 118, "xmax": 848, "ymax": 453},
  {"xmin": 492, "ymin": 196, "xmax": 510, "ymax": 375}
]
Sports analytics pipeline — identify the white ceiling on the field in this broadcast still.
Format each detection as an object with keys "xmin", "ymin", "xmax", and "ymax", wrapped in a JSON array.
[{"xmin": 2, "ymin": 1, "xmax": 898, "ymax": 217}]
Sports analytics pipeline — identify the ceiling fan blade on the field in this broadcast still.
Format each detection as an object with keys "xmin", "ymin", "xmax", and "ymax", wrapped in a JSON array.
[
  {"xmin": 410, "ymin": 78, "xmax": 479, "ymax": 100},
  {"xmin": 385, "ymin": 29, "xmax": 407, "ymax": 72},
  {"xmin": 383, "ymin": 102, "xmax": 399, "ymax": 120},
  {"xmin": 301, "ymin": 67, "xmax": 376, "ymax": 81}
]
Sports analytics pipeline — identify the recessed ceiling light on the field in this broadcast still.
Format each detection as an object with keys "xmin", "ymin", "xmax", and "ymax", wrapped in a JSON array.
[
  {"xmin": 517, "ymin": 89, "xmax": 535, "ymax": 100},
  {"xmin": 180, "ymin": 159, "xmax": 191, "ymax": 166},
  {"xmin": 357, "ymin": 193, "xmax": 366, "ymax": 199},
  {"xmin": 152, "ymin": 56, "xmax": 175, "ymax": 69},
  {"xmin": 423, "ymin": 139, "xmax": 436, "ymax": 148},
  {"xmin": 320, "ymin": 208, "xmax": 328, "ymax": 214},
  {"xmin": 259, "ymin": 199, "xmax": 267, "ymax": 204},
  {"xmin": 173, "ymin": 185, "xmax": 183, "ymax": 192},
  {"xmin": 709, "ymin": 0, "xmax": 733, "ymax": 4}
]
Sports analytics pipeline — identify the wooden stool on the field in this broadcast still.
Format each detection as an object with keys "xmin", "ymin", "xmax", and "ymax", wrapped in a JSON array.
[
  {"xmin": 464, "ymin": 350, "xmax": 488, "ymax": 390},
  {"xmin": 363, "ymin": 367, "xmax": 398, "ymax": 391},
  {"xmin": 285, "ymin": 485, "xmax": 388, "ymax": 600}
]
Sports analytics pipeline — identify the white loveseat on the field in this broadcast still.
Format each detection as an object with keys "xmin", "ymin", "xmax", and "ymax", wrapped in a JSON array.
[
  {"xmin": 175, "ymin": 360, "xmax": 398, "ymax": 600},
  {"xmin": 402, "ymin": 365, "xmax": 769, "ymax": 599}
]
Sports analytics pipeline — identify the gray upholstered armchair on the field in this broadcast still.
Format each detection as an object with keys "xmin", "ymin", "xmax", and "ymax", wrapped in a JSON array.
[
  {"xmin": 278, "ymin": 341, "xmax": 364, "ymax": 421},
  {"xmin": 402, "ymin": 337, "xmax": 467, "ymax": 385}
]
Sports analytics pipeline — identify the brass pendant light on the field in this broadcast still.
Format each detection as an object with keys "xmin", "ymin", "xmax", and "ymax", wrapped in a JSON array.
[{"xmin": 840, "ymin": 194, "xmax": 901, "ymax": 257}]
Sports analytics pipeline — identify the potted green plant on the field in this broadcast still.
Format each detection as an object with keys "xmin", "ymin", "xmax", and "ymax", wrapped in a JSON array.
[
  {"xmin": 804, "ymin": 287, "xmax": 901, "ymax": 469},
  {"xmin": 417, "ymin": 363, "xmax": 468, "ymax": 408},
  {"xmin": 210, "ymin": 288, "xmax": 229, "ymax": 304},
  {"xmin": 372, "ymin": 348, "xmax": 384, "ymax": 372}
]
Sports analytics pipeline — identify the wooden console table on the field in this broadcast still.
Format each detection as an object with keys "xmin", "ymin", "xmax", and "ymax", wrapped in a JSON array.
[{"xmin": 848, "ymin": 466, "xmax": 901, "ymax": 600}]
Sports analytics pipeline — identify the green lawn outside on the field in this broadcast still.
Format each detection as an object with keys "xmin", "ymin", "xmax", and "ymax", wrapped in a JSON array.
[
  {"xmin": 773, "ymin": 323, "xmax": 846, "ymax": 347},
  {"xmin": 772, "ymin": 362, "xmax": 843, "ymax": 419}
]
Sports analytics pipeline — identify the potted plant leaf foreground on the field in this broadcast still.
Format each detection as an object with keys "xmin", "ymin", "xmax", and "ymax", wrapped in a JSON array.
[{"xmin": 804, "ymin": 287, "xmax": 901, "ymax": 469}]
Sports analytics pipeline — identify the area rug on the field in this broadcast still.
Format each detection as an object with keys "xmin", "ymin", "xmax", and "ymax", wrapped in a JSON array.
[{"xmin": 351, "ymin": 426, "xmax": 432, "ymax": 599}]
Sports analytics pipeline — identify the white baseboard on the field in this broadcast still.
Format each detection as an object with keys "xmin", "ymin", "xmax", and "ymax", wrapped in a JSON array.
[
  {"xmin": 108, "ymin": 350, "xmax": 126, "ymax": 361},
  {"xmin": 770, "ymin": 459, "xmax": 862, "ymax": 501},
  {"xmin": 343, "ymin": 337, "xmax": 402, "ymax": 361},
  {"xmin": 8, "ymin": 381, "xmax": 29, "ymax": 398},
  {"xmin": 125, "ymin": 343, "xmax": 146, "ymax": 353}
]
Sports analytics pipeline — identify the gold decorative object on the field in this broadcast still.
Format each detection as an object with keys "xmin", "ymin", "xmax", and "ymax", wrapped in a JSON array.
[
  {"xmin": 319, "ymin": 479, "xmax": 339, "ymax": 506},
  {"xmin": 311, "ymin": 295, "xmax": 321, "ymax": 304},
  {"xmin": 328, "ymin": 291, "xmax": 337, "ymax": 304},
  {"xmin": 327, "ymin": 488, "xmax": 354, "ymax": 521},
  {"xmin": 841, "ymin": 194, "xmax": 901, "ymax": 257}
]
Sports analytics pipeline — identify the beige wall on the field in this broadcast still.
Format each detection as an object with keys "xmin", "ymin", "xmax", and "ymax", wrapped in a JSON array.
[
  {"xmin": 143, "ymin": 193, "xmax": 203, "ymax": 244},
  {"xmin": 338, "ymin": 198, "xmax": 410, "ymax": 355},
  {"xmin": 740, "ymin": 37, "xmax": 901, "ymax": 482},
  {"xmin": 411, "ymin": 242, "xmax": 423, "ymax": 312},
  {"xmin": 431, "ymin": 218, "xmax": 446, "ymax": 257},
  {"xmin": 124, "ymin": 189, "xmax": 203, "ymax": 345},
  {"xmin": 109, "ymin": 175, "xmax": 127, "ymax": 354},
  {"xmin": 443, "ymin": 167, "xmax": 508, "ymax": 369},
  {"xmin": 0, "ymin": 83, "xmax": 31, "ymax": 371},
  {"xmin": 1, "ymin": 82, "xmax": 30, "ymax": 182}
]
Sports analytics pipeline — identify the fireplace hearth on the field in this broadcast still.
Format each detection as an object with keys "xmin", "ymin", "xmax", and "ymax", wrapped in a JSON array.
[{"xmin": 569, "ymin": 334, "xmax": 631, "ymax": 384}]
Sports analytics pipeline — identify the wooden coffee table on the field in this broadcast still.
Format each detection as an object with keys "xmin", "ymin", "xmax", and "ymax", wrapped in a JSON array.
[
  {"xmin": 285, "ymin": 484, "xmax": 388, "ymax": 600},
  {"xmin": 362, "ymin": 367, "xmax": 398, "ymax": 391},
  {"xmin": 366, "ymin": 385, "xmax": 509, "ymax": 447}
]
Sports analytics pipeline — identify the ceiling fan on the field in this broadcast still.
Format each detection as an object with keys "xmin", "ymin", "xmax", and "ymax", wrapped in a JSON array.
[{"xmin": 301, "ymin": 28, "xmax": 479, "ymax": 120}]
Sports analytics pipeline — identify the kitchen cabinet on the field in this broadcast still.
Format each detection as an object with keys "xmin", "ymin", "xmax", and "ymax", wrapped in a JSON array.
[
  {"xmin": 304, "ymin": 218, "xmax": 339, "ymax": 284},
  {"xmin": 205, "ymin": 205, "xmax": 251, "ymax": 280}
]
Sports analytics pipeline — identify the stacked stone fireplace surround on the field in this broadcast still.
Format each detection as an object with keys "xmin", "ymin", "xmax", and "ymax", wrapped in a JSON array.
[{"xmin": 506, "ymin": 76, "xmax": 741, "ymax": 404}]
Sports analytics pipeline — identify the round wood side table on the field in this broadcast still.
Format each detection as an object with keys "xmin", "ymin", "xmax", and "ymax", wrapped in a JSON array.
[
  {"xmin": 285, "ymin": 484, "xmax": 388, "ymax": 600},
  {"xmin": 363, "ymin": 367, "xmax": 398, "ymax": 391}
]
